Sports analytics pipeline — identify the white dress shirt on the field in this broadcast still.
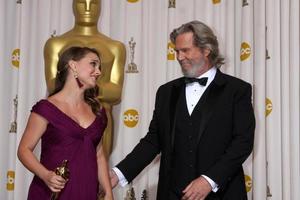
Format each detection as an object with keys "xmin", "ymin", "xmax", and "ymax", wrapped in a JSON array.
[{"xmin": 185, "ymin": 67, "xmax": 218, "ymax": 192}]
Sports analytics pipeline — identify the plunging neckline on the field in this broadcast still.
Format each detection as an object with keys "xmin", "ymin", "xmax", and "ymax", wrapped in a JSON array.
[{"xmin": 43, "ymin": 99, "xmax": 98, "ymax": 130}]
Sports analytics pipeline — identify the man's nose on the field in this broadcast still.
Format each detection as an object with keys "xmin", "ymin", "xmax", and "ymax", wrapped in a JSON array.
[{"xmin": 176, "ymin": 51, "xmax": 185, "ymax": 61}]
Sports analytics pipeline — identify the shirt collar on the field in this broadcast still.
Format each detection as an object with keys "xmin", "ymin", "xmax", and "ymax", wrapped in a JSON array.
[{"xmin": 196, "ymin": 66, "xmax": 217, "ymax": 86}]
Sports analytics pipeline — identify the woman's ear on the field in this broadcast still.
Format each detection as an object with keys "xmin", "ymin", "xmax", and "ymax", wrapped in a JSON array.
[{"xmin": 68, "ymin": 60, "xmax": 77, "ymax": 72}]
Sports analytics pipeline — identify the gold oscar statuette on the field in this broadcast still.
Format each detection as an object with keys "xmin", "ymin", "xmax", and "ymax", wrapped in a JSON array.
[
  {"xmin": 141, "ymin": 189, "xmax": 148, "ymax": 200},
  {"xmin": 50, "ymin": 160, "xmax": 70, "ymax": 200},
  {"xmin": 124, "ymin": 183, "xmax": 136, "ymax": 200}
]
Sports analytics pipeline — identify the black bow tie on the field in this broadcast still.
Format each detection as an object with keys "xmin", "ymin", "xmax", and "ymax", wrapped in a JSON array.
[{"xmin": 184, "ymin": 77, "xmax": 208, "ymax": 86}]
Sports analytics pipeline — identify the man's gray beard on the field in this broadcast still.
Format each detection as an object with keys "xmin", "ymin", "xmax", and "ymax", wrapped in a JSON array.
[{"xmin": 181, "ymin": 64, "xmax": 202, "ymax": 78}]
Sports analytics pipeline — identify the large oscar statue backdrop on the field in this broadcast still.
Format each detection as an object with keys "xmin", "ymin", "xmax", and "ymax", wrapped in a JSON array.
[{"xmin": 44, "ymin": 0, "xmax": 126, "ymax": 156}]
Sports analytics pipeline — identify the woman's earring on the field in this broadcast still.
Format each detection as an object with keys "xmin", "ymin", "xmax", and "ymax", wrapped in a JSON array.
[{"xmin": 74, "ymin": 71, "xmax": 83, "ymax": 88}]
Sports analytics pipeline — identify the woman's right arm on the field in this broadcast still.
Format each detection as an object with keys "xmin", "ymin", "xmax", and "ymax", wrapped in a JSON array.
[{"xmin": 17, "ymin": 112, "xmax": 66, "ymax": 192}]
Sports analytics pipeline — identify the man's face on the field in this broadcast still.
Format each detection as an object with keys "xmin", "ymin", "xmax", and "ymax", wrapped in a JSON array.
[
  {"xmin": 73, "ymin": 0, "xmax": 100, "ymax": 25},
  {"xmin": 174, "ymin": 32, "xmax": 210, "ymax": 77}
]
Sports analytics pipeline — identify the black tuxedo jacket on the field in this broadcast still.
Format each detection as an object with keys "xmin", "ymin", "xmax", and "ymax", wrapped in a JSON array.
[{"xmin": 117, "ymin": 69, "xmax": 255, "ymax": 200}]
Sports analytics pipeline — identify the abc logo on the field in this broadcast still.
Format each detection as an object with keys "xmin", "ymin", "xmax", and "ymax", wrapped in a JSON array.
[
  {"xmin": 244, "ymin": 174, "xmax": 252, "ymax": 192},
  {"xmin": 167, "ymin": 42, "xmax": 175, "ymax": 60},
  {"xmin": 212, "ymin": 0, "xmax": 221, "ymax": 4},
  {"xmin": 7, "ymin": 170, "xmax": 15, "ymax": 191},
  {"xmin": 124, "ymin": 109, "xmax": 139, "ymax": 128},
  {"xmin": 12, "ymin": 48, "xmax": 20, "ymax": 68},
  {"xmin": 240, "ymin": 42, "xmax": 251, "ymax": 61},
  {"xmin": 127, "ymin": 0, "xmax": 139, "ymax": 3},
  {"xmin": 266, "ymin": 98, "xmax": 273, "ymax": 116}
]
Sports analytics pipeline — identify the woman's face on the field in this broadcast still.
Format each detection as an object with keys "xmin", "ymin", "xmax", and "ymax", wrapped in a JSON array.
[{"xmin": 75, "ymin": 52, "xmax": 101, "ymax": 89}]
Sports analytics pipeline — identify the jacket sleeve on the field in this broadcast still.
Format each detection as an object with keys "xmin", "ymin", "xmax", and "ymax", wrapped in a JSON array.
[{"xmin": 205, "ymin": 83, "xmax": 255, "ymax": 188}]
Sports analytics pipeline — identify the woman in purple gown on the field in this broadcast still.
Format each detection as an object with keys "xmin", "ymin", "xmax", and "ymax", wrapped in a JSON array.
[{"xmin": 18, "ymin": 46, "xmax": 114, "ymax": 200}]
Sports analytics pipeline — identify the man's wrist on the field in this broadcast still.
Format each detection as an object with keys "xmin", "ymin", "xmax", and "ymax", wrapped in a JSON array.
[
  {"xmin": 112, "ymin": 167, "xmax": 128, "ymax": 187},
  {"xmin": 201, "ymin": 175, "xmax": 219, "ymax": 192}
]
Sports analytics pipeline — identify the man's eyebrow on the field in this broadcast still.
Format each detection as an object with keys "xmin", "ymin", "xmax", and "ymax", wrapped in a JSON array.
[{"xmin": 175, "ymin": 47, "xmax": 189, "ymax": 51}]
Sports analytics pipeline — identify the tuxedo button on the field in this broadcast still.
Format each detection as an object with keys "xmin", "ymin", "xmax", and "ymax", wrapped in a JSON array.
[
  {"xmin": 189, "ymin": 164, "xmax": 194, "ymax": 168},
  {"xmin": 188, "ymin": 135, "xmax": 192, "ymax": 139},
  {"xmin": 189, "ymin": 150, "xmax": 193, "ymax": 153}
]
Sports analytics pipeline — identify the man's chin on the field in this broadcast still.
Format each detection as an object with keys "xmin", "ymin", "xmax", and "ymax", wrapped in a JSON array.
[
  {"xmin": 183, "ymin": 69, "xmax": 200, "ymax": 78},
  {"xmin": 181, "ymin": 70, "xmax": 192, "ymax": 78},
  {"xmin": 181, "ymin": 65, "xmax": 191, "ymax": 73}
]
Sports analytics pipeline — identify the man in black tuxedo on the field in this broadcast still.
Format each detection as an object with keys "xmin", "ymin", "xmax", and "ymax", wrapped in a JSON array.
[{"xmin": 111, "ymin": 20, "xmax": 255, "ymax": 200}]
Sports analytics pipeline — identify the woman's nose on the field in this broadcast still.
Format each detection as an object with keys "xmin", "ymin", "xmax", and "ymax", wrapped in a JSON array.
[{"xmin": 95, "ymin": 67, "xmax": 101, "ymax": 75}]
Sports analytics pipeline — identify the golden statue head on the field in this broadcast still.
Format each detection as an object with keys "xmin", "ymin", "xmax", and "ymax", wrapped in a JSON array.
[{"xmin": 73, "ymin": 0, "xmax": 101, "ymax": 26}]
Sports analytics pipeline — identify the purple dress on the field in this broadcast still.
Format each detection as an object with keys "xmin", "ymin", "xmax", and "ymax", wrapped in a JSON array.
[{"xmin": 27, "ymin": 99, "xmax": 107, "ymax": 200}]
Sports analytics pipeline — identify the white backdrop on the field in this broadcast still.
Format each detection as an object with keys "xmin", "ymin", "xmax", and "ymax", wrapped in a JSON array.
[{"xmin": 0, "ymin": 0, "xmax": 299, "ymax": 200}]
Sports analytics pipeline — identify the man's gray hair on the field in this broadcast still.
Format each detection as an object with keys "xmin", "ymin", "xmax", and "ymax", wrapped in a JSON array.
[{"xmin": 170, "ymin": 20, "xmax": 225, "ymax": 68}]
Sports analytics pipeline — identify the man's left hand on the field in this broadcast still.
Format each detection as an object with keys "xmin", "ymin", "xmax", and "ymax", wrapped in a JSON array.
[{"xmin": 181, "ymin": 176, "xmax": 212, "ymax": 200}]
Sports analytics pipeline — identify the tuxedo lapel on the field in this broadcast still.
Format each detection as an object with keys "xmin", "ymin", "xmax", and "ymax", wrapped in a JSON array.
[
  {"xmin": 167, "ymin": 70, "xmax": 227, "ymax": 148},
  {"xmin": 169, "ymin": 78, "xmax": 185, "ymax": 150},
  {"xmin": 196, "ymin": 69, "xmax": 226, "ymax": 144}
]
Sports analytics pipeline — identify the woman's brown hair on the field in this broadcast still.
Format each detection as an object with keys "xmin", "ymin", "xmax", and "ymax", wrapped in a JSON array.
[{"xmin": 49, "ymin": 46, "xmax": 101, "ymax": 114}]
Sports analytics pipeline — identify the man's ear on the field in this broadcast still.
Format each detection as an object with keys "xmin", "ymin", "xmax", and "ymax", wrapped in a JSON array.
[{"xmin": 203, "ymin": 48, "xmax": 211, "ymax": 57}]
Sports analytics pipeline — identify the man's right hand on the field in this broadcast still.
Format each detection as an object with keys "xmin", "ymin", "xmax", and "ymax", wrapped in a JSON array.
[{"xmin": 109, "ymin": 169, "xmax": 119, "ymax": 188}]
